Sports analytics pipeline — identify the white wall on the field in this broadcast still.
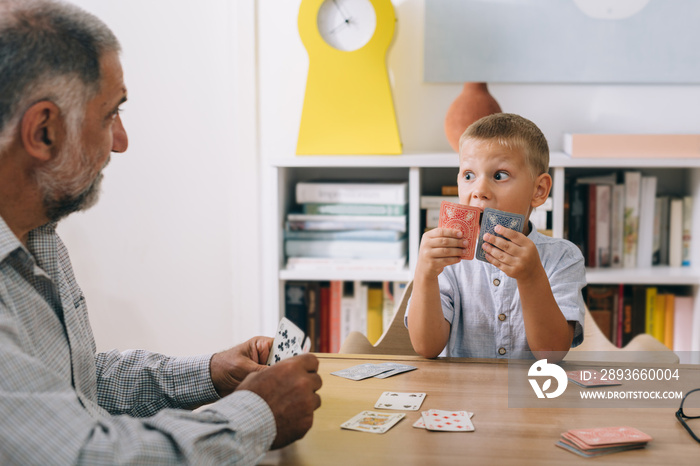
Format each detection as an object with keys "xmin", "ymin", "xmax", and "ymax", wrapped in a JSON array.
[{"xmin": 58, "ymin": 0, "xmax": 261, "ymax": 355}]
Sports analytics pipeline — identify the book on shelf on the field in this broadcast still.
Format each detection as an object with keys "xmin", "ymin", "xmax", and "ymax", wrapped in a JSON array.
[
  {"xmin": 284, "ymin": 228, "xmax": 405, "ymax": 242},
  {"xmin": 586, "ymin": 184, "xmax": 597, "ymax": 267},
  {"xmin": 329, "ymin": 281, "xmax": 343, "ymax": 353},
  {"xmin": 673, "ymin": 296, "xmax": 694, "ymax": 352},
  {"xmin": 654, "ymin": 196, "xmax": 670, "ymax": 265},
  {"xmin": 285, "ymin": 238, "xmax": 407, "ymax": 260},
  {"xmin": 623, "ymin": 171, "xmax": 641, "ymax": 268},
  {"xmin": 610, "ymin": 184, "xmax": 625, "ymax": 267},
  {"xmin": 568, "ymin": 182, "xmax": 587, "ymax": 259},
  {"xmin": 663, "ymin": 293, "xmax": 675, "ymax": 350},
  {"xmin": 285, "ymin": 256, "xmax": 407, "ymax": 271},
  {"xmin": 284, "ymin": 281, "xmax": 309, "ymax": 337},
  {"xmin": 669, "ymin": 198, "xmax": 684, "ymax": 267},
  {"xmin": 563, "ymin": 133, "xmax": 700, "ymax": 159},
  {"xmin": 302, "ymin": 203, "xmax": 407, "ymax": 216},
  {"xmin": 643, "ymin": 287, "xmax": 657, "ymax": 339},
  {"xmin": 366, "ymin": 283, "xmax": 383, "ymax": 345},
  {"xmin": 442, "ymin": 185, "xmax": 458, "ymax": 196},
  {"xmin": 296, "ymin": 181, "xmax": 408, "ymax": 205},
  {"xmin": 636, "ymin": 176, "xmax": 657, "ymax": 269},
  {"xmin": 682, "ymin": 196, "xmax": 692, "ymax": 266},
  {"xmin": 420, "ymin": 195, "xmax": 459, "ymax": 209},
  {"xmin": 319, "ymin": 282, "xmax": 330, "ymax": 353},
  {"xmin": 585, "ymin": 285, "xmax": 619, "ymax": 344},
  {"xmin": 595, "ymin": 184, "xmax": 611, "ymax": 267},
  {"xmin": 306, "ymin": 282, "xmax": 320, "ymax": 352},
  {"xmin": 286, "ymin": 213, "xmax": 406, "ymax": 232},
  {"xmin": 425, "ymin": 208, "xmax": 440, "ymax": 229},
  {"xmin": 340, "ymin": 281, "xmax": 356, "ymax": 347}
]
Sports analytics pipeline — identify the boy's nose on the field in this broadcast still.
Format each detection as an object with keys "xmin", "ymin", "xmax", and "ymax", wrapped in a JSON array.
[{"xmin": 471, "ymin": 179, "xmax": 491, "ymax": 200}]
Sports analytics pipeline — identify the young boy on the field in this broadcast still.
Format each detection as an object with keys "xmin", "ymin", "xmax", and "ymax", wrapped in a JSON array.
[{"xmin": 407, "ymin": 113, "xmax": 586, "ymax": 361}]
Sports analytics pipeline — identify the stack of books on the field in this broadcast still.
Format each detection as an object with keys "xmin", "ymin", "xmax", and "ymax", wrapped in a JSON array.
[
  {"xmin": 285, "ymin": 181, "xmax": 408, "ymax": 271},
  {"xmin": 567, "ymin": 171, "xmax": 691, "ymax": 269}
]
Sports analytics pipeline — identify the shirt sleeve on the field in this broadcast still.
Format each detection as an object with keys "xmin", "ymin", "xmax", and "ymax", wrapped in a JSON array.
[
  {"xmin": 0, "ymin": 314, "xmax": 276, "ymax": 465},
  {"xmin": 95, "ymin": 349, "xmax": 220, "ymax": 416}
]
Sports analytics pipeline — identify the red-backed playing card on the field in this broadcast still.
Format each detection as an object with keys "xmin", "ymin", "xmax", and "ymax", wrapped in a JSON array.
[
  {"xmin": 438, "ymin": 201, "xmax": 481, "ymax": 260},
  {"xmin": 566, "ymin": 426, "xmax": 652, "ymax": 447}
]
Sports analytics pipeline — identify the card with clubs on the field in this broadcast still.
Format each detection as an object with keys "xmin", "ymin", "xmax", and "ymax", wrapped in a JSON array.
[
  {"xmin": 421, "ymin": 409, "xmax": 475, "ymax": 432},
  {"xmin": 266, "ymin": 317, "xmax": 309, "ymax": 366},
  {"xmin": 476, "ymin": 207, "xmax": 525, "ymax": 262},
  {"xmin": 372, "ymin": 362, "xmax": 418, "ymax": 379},
  {"xmin": 340, "ymin": 411, "xmax": 405, "ymax": 434},
  {"xmin": 374, "ymin": 392, "xmax": 426, "ymax": 411},
  {"xmin": 438, "ymin": 201, "xmax": 481, "ymax": 260},
  {"xmin": 331, "ymin": 363, "xmax": 393, "ymax": 381}
]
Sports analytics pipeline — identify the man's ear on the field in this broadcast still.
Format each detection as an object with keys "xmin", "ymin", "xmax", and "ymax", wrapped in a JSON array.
[
  {"xmin": 531, "ymin": 173, "xmax": 552, "ymax": 208},
  {"xmin": 20, "ymin": 100, "xmax": 63, "ymax": 162}
]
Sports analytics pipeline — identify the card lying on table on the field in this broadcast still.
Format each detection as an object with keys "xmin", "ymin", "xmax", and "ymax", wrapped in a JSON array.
[
  {"xmin": 420, "ymin": 409, "xmax": 475, "ymax": 432},
  {"xmin": 438, "ymin": 201, "xmax": 481, "ymax": 260},
  {"xmin": 556, "ymin": 426, "xmax": 651, "ymax": 458},
  {"xmin": 476, "ymin": 207, "xmax": 525, "ymax": 262},
  {"xmin": 374, "ymin": 392, "xmax": 426, "ymax": 411},
  {"xmin": 413, "ymin": 411, "xmax": 473, "ymax": 429},
  {"xmin": 331, "ymin": 362, "xmax": 417, "ymax": 381},
  {"xmin": 372, "ymin": 362, "xmax": 418, "ymax": 379},
  {"xmin": 341, "ymin": 411, "xmax": 405, "ymax": 434},
  {"xmin": 266, "ymin": 317, "xmax": 310, "ymax": 366}
]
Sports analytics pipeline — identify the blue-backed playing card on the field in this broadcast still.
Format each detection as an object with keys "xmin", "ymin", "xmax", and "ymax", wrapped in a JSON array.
[{"xmin": 476, "ymin": 208, "xmax": 525, "ymax": 262}]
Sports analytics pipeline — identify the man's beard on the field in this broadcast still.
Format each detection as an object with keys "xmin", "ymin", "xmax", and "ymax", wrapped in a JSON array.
[
  {"xmin": 36, "ymin": 131, "xmax": 108, "ymax": 223},
  {"xmin": 43, "ymin": 171, "xmax": 104, "ymax": 222}
]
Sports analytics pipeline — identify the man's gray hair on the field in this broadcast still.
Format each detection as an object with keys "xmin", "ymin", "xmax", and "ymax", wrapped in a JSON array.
[{"xmin": 0, "ymin": 0, "xmax": 120, "ymax": 154}]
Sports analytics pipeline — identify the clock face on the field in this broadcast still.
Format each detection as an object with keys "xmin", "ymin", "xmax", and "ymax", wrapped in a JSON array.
[{"xmin": 317, "ymin": 0, "xmax": 377, "ymax": 52}]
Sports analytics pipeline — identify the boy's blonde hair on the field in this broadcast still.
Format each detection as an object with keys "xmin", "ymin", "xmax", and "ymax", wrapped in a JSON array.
[{"xmin": 458, "ymin": 113, "xmax": 549, "ymax": 178}]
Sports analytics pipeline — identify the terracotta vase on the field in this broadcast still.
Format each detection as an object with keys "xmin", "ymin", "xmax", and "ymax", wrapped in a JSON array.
[{"xmin": 444, "ymin": 82, "xmax": 502, "ymax": 153}]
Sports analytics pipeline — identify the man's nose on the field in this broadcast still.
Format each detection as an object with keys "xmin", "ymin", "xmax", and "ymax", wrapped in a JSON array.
[{"xmin": 111, "ymin": 114, "xmax": 128, "ymax": 153}]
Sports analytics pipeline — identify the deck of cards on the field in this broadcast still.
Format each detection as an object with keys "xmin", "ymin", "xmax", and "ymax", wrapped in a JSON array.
[
  {"xmin": 556, "ymin": 426, "xmax": 652, "ymax": 458},
  {"xmin": 414, "ymin": 409, "xmax": 475, "ymax": 432},
  {"xmin": 331, "ymin": 362, "xmax": 417, "ymax": 381},
  {"xmin": 438, "ymin": 201, "xmax": 525, "ymax": 262},
  {"xmin": 266, "ymin": 317, "xmax": 310, "ymax": 366}
]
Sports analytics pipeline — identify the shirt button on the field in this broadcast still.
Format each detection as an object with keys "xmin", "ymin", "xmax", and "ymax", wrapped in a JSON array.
[
  {"xmin": 498, "ymin": 347, "xmax": 506, "ymax": 355},
  {"xmin": 493, "ymin": 279, "xmax": 501, "ymax": 286},
  {"xmin": 498, "ymin": 314, "xmax": 506, "ymax": 321}
]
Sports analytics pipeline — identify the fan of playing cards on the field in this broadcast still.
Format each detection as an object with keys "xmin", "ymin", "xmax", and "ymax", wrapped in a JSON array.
[
  {"xmin": 266, "ymin": 317, "xmax": 311, "ymax": 366},
  {"xmin": 438, "ymin": 201, "xmax": 525, "ymax": 261}
]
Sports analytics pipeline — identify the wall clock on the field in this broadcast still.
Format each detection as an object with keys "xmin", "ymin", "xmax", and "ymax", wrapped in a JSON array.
[{"xmin": 296, "ymin": 0, "xmax": 402, "ymax": 155}]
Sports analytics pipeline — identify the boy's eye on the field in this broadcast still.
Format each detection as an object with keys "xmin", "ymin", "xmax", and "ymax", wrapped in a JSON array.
[
  {"xmin": 494, "ymin": 171, "xmax": 510, "ymax": 181},
  {"xmin": 463, "ymin": 171, "xmax": 474, "ymax": 181}
]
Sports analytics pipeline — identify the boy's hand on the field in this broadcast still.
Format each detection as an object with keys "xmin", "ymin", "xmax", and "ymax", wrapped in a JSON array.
[
  {"xmin": 415, "ymin": 227, "xmax": 467, "ymax": 279},
  {"xmin": 481, "ymin": 225, "xmax": 541, "ymax": 281}
]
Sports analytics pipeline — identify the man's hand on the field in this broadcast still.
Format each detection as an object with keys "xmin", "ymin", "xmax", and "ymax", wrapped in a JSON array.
[
  {"xmin": 209, "ymin": 336, "xmax": 273, "ymax": 397},
  {"xmin": 481, "ymin": 225, "xmax": 541, "ymax": 281},
  {"xmin": 237, "ymin": 353, "xmax": 322, "ymax": 449}
]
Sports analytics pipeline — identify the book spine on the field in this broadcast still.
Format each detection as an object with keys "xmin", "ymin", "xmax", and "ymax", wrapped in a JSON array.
[
  {"xmin": 636, "ymin": 176, "xmax": 657, "ymax": 269},
  {"xmin": 663, "ymin": 293, "xmax": 675, "ymax": 350},
  {"xmin": 425, "ymin": 208, "xmax": 440, "ymax": 229},
  {"xmin": 616, "ymin": 283, "xmax": 625, "ymax": 347},
  {"xmin": 284, "ymin": 282, "xmax": 308, "ymax": 337},
  {"xmin": 340, "ymin": 281, "xmax": 355, "ymax": 345},
  {"xmin": 623, "ymin": 172, "xmax": 641, "ymax": 268},
  {"xmin": 354, "ymin": 281, "xmax": 368, "ymax": 337},
  {"xmin": 296, "ymin": 182, "xmax": 408, "ymax": 205},
  {"xmin": 366, "ymin": 284, "xmax": 384, "ymax": 345},
  {"xmin": 302, "ymin": 203, "xmax": 407, "ymax": 216},
  {"xmin": 610, "ymin": 184, "xmax": 625, "ymax": 268},
  {"xmin": 595, "ymin": 184, "xmax": 611, "ymax": 267},
  {"xmin": 328, "ymin": 281, "xmax": 343, "ymax": 353},
  {"xmin": 319, "ymin": 282, "xmax": 330, "ymax": 353},
  {"xmin": 652, "ymin": 293, "xmax": 666, "ymax": 343},
  {"xmin": 644, "ymin": 287, "xmax": 657, "ymax": 336},
  {"xmin": 569, "ymin": 183, "xmax": 587, "ymax": 259},
  {"xmin": 682, "ymin": 196, "xmax": 692, "ymax": 266},
  {"xmin": 586, "ymin": 184, "xmax": 597, "ymax": 267},
  {"xmin": 285, "ymin": 238, "xmax": 407, "ymax": 260},
  {"xmin": 306, "ymin": 282, "xmax": 320, "ymax": 352},
  {"xmin": 669, "ymin": 198, "xmax": 684, "ymax": 267},
  {"xmin": 420, "ymin": 195, "xmax": 459, "ymax": 209}
]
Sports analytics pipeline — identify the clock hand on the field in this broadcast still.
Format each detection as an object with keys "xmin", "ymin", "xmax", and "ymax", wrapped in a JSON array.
[
  {"xmin": 331, "ymin": 0, "xmax": 350, "ymax": 21},
  {"xmin": 329, "ymin": 16, "xmax": 353, "ymax": 35}
]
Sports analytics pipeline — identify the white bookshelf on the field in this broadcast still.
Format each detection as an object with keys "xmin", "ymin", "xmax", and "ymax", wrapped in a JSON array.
[{"xmin": 267, "ymin": 152, "xmax": 700, "ymax": 351}]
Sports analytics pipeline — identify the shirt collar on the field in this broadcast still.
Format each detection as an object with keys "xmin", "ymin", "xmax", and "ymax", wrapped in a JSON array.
[{"xmin": 0, "ymin": 214, "xmax": 25, "ymax": 264}]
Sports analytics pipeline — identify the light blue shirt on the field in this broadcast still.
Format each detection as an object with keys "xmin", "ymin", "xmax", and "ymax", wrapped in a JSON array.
[{"xmin": 407, "ymin": 226, "xmax": 586, "ymax": 359}]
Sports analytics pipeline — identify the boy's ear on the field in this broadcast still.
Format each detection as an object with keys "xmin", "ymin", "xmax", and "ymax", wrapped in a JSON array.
[
  {"xmin": 531, "ymin": 173, "xmax": 552, "ymax": 208},
  {"xmin": 20, "ymin": 100, "xmax": 63, "ymax": 162}
]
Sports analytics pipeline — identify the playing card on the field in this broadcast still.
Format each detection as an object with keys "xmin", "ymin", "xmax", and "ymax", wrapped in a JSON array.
[
  {"xmin": 374, "ymin": 392, "xmax": 426, "ymax": 411},
  {"xmin": 476, "ymin": 207, "xmax": 525, "ymax": 262},
  {"xmin": 331, "ymin": 363, "xmax": 393, "ymax": 381},
  {"xmin": 413, "ymin": 412, "xmax": 473, "ymax": 429},
  {"xmin": 266, "ymin": 317, "xmax": 307, "ymax": 366},
  {"xmin": 438, "ymin": 201, "xmax": 481, "ymax": 260},
  {"xmin": 421, "ymin": 409, "xmax": 475, "ymax": 432},
  {"xmin": 566, "ymin": 426, "xmax": 652, "ymax": 447},
  {"xmin": 372, "ymin": 362, "xmax": 418, "ymax": 379},
  {"xmin": 566, "ymin": 370, "xmax": 622, "ymax": 388},
  {"xmin": 340, "ymin": 411, "xmax": 405, "ymax": 434}
]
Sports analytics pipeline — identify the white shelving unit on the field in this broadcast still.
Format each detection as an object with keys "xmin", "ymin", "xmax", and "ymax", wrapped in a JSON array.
[{"xmin": 268, "ymin": 152, "xmax": 700, "ymax": 351}]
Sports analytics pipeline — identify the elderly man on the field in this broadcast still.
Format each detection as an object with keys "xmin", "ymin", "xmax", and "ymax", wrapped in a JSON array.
[{"xmin": 0, "ymin": 0, "xmax": 321, "ymax": 464}]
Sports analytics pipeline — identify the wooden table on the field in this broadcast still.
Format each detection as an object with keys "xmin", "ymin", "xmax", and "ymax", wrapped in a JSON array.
[{"xmin": 261, "ymin": 354, "xmax": 699, "ymax": 465}]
